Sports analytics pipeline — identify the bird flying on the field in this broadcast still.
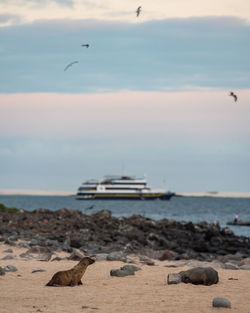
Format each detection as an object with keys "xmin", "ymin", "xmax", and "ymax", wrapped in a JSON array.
[
  {"xmin": 85, "ymin": 205, "xmax": 95, "ymax": 210},
  {"xmin": 81, "ymin": 44, "xmax": 89, "ymax": 48},
  {"xmin": 64, "ymin": 61, "xmax": 79, "ymax": 71},
  {"xmin": 229, "ymin": 91, "xmax": 238, "ymax": 102},
  {"xmin": 136, "ymin": 6, "xmax": 142, "ymax": 17}
]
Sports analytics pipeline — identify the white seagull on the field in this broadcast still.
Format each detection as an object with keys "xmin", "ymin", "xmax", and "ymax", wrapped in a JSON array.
[
  {"xmin": 136, "ymin": 6, "xmax": 142, "ymax": 17},
  {"xmin": 229, "ymin": 91, "xmax": 238, "ymax": 102},
  {"xmin": 64, "ymin": 61, "xmax": 79, "ymax": 71}
]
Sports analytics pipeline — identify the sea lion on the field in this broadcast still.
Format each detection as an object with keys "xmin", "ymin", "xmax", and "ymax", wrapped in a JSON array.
[
  {"xmin": 179, "ymin": 267, "xmax": 219, "ymax": 286},
  {"xmin": 46, "ymin": 256, "xmax": 95, "ymax": 287}
]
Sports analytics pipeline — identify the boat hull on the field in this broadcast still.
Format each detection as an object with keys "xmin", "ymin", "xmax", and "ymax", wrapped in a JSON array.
[
  {"xmin": 76, "ymin": 192, "xmax": 174, "ymax": 200},
  {"xmin": 227, "ymin": 221, "xmax": 250, "ymax": 227}
]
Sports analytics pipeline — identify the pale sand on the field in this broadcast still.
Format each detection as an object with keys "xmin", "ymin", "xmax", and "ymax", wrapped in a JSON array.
[
  {"xmin": 0, "ymin": 189, "xmax": 74, "ymax": 196},
  {"xmin": 0, "ymin": 243, "xmax": 250, "ymax": 313}
]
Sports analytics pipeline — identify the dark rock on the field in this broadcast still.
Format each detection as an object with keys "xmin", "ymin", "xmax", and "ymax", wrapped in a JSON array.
[
  {"xmin": 212, "ymin": 297, "xmax": 231, "ymax": 308},
  {"xmin": 19, "ymin": 252, "xmax": 32, "ymax": 259},
  {"xmin": 94, "ymin": 210, "xmax": 112, "ymax": 219},
  {"xmin": 29, "ymin": 239, "xmax": 39, "ymax": 246},
  {"xmin": 68, "ymin": 249, "xmax": 85, "ymax": 261},
  {"xmin": 106, "ymin": 251, "xmax": 127, "ymax": 262},
  {"xmin": 239, "ymin": 264, "xmax": 250, "ymax": 270},
  {"xmin": 3, "ymin": 248, "xmax": 13, "ymax": 253},
  {"xmin": 218, "ymin": 253, "xmax": 243, "ymax": 264},
  {"xmin": 69, "ymin": 237, "xmax": 84, "ymax": 249},
  {"xmin": 4, "ymin": 238, "xmax": 16, "ymax": 246},
  {"xmin": 0, "ymin": 267, "xmax": 5, "ymax": 275},
  {"xmin": 121, "ymin": 265, "xmax": 141, "ymax": 272},
  {"xmin": 4, "ymin": 265, "xmax": 18, "ymax": 272},
  {"xmin": 82, "ymin": 305, "xmax": 99, "ymax": 310},
  {"xmin": 224, "ymin": 262, "xmax": 238, "ymax": 270},
  {"xmin": 17, "ymin": 242, "xmax": 29, "ymax": 249},
  {"xmin": 44, "ymin": 239, "xmax": 60, "ymax": 250},
  {"xmin": 210, "ymin": 236, "xmax": 223, "ymax": 247},
  {"xmin": 110, "ymin": 265, "xmax": 139, "ymax": 277},
  {"xmin": 8, "ymin": 234, "xmax": 18, "ymax": 241},
  {"xmin": 139, "ymin": 255, "xmax": 155, "ymax": 266},
  {"xmin": 0, "ymin": 207, "xmax": 250, "ymax": 261},
  {"xmin": 62, "ymin": 238, "xmax": 71, "ymax": 252},
  {"xmin": 37, "ymin": 253, "xmax": 52, "ymax": 261},
  {"xmin": 238, "ymin": 257, "xmax": 250, "ymax": 266},
  {"xmin": 51, "ymin": 256, "xmax": 66, "ymax": 261},
  {"xmin": 158, "ymin": 250, "xmax": 174, "ymax": 261},
  {"xmin": 222, "ymin": 227, "xmax": 234, "ymax": 236},
  {"xmin": 2, "ymin": 254, "xmax": 16, "ymax": 260},
  {"xmin": 167, "ymin": 273, "xmax": 181, "ymax": 284},
  {"xmin": 110, "ymin": 268, "xmax": 133, "ymax": 277},
  {"xmin": 26, "ymin": 246, "xmax": 51, "ymax": 254},
  {"xmin": 31, "ymin": 269, "xmax": 46, "ymax": 273}
]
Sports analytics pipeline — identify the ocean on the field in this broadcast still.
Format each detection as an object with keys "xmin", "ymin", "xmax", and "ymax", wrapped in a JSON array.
[{"xmin": 0, "ymin": 195, "xmax": 250, "ymax": 238}]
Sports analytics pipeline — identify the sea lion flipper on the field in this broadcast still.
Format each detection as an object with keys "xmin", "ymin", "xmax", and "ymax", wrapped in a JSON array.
[{"xmin": 69, "ymin": 273, "xmax": 78, "ymax": 286}]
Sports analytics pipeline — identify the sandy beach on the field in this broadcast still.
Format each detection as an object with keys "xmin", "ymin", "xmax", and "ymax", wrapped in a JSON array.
[{"xmin": 1, "ymin": 243, "xmax": 250, "ymax": 313}]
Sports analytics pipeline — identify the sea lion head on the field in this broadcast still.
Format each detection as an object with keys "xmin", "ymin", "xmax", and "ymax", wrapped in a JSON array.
[
  {"xmin": 79, "ymin": 256, "xmax": 96, "ymax": 266},
  {"xmin": 86, "ymin": 256, "xmax": 96, "ymax": 265}
]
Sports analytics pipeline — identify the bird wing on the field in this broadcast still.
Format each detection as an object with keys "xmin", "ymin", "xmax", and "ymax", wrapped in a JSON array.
[
  {"xmin": 64, "ymin": 61, "xmax": 79, "ymax": 71},
  {"xmin": 234, "ymin": 95, "xmax": 237, "ymax": 102}
]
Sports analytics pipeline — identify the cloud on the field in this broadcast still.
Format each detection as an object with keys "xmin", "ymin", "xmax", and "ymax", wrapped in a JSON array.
[
  {"xmin": 1, "ymin": 90, "xmax": 250, "ymax": 139},
  {"xmin": 1, "ymin": 0, "xmax": 250, "ymax": 25},
  {"xmin": 0, "ymin": 17, "xmax": 249, "ymax": 93},
  {"xmin": 0, "ymin": 13, "xmax": 23, "ymax": 26},
  {"xmin": 1, "ymin": 0, "xmax": 74, "ymax": 7},
  {"xmin": 30, "ymin": 0, "xmax": 74, "ymax": 6},
  {"xmin": 0, "ymin": 128, "xmax": 249, "ymax": 191},
  {"xmin": 0, "ymin": 90, "xmax": 249, "ymax": 191}
]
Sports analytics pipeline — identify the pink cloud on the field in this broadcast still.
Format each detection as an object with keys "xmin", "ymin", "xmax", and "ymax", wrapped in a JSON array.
[{"xmin": 1, "ymin": 90, "xmax": 250, "ymax": 139}]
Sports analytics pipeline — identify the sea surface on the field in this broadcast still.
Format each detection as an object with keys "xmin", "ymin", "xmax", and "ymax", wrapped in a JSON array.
[{"xmin": 0, "ymin": 195, "xmax": 250, "ymax": 238}]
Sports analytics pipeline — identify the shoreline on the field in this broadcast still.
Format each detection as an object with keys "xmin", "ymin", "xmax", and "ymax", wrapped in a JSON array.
[
  {"xmin": 0, "ymin": 189, "xmax": 74, "ymax": 196},
  {"xmin": 176, "ymin": 192, "xmax": 250, "ymax": 198},
  {"xmin": 1, "ymin": 189, "xmax": 250, "ymax": 198}
]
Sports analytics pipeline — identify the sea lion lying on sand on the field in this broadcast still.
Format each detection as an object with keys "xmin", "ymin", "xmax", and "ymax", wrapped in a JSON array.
[
  {"xmin": 46, "ymin": 256, "xmax": 95, "ymax": 287},
  {"xmin": 179, "ymin": 267, "xmax": 219, "ymax": 286}
]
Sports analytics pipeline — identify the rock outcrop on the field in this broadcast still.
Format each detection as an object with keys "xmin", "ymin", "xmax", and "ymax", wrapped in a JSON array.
[{"xmin": 0, "ymin": 208, "xmax": 250, "ymax": 261}]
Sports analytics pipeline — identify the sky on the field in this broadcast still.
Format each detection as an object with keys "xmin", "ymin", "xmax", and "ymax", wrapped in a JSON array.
[{"xmin": 0, "ymin": 0, "xmax": 250, "ymax": 193}]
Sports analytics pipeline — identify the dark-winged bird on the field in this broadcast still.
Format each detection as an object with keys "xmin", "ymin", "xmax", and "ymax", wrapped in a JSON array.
[
  {"xmin": 136, "ymin": 6, "xmax": 142, "ymax": 17},
  {"xmin": 85, "ymin": 205, "xmax": 95, "ymax": 210},
  {"xmin": 64, "ymin": 61, "xmax": 79, "ymax": 71},
  {"xmin": 81, "ymin": 44, "xmax": 89, "ymax": 48},
  {"xmin": 229, "ymin": 91, "xmax": 238, "ymax": 102}
]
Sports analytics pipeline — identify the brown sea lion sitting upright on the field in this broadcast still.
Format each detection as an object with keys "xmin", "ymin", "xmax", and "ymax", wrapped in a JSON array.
[
  {"xmin": 179, "ymin": 267, "xmax": 219, "ymax": 286},
  {"xmin": 46, "ymin": 256, "xmax": 95, "ymax": 287}
]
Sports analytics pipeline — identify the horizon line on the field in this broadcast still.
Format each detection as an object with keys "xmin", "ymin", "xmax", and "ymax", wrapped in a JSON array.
[{"xmin": 1, "ymin": 189, "xmax": 250, "ymax": 198}]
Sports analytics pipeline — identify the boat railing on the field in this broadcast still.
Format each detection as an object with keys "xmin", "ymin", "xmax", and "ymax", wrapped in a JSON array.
[{"xmin": 83, "ymin": 179, "xmax": 99, "ymax": 184}]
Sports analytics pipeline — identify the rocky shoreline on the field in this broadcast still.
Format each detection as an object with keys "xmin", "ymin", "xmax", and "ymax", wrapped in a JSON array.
[{"xmin": 0, "ymin": 207, "xmax": 250, "ymax": 262}]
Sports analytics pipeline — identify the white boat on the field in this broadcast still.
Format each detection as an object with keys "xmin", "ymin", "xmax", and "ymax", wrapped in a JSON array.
[{"xmin": 76, "ymin": 175, "xmax": 174, "ymax": 200}]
